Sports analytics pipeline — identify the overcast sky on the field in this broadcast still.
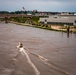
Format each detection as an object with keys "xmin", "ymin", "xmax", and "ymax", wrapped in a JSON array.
[{"xmin": 0, "ymin": 0, "xmax": 76, "ymax": 12}]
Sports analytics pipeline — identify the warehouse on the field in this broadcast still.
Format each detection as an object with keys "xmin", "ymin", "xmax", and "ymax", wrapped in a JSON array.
[{"xmin": 40, "ymin": 15, "xmax": 76, "ymax": 26}]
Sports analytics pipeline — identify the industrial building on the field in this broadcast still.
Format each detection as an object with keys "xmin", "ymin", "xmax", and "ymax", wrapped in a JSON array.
[{"xmin": 40, "ymin": 15, "xmax": 76, "ymax": 26}]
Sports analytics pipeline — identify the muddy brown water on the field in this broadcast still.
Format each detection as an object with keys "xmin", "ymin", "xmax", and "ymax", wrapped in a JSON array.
[{"xmin": 0, "ymin": 22, "xmax": 76, "ymax": 75}]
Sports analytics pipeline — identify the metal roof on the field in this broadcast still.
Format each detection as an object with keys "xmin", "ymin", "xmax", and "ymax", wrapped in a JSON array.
[{"xmin": 40, "ymin": 16, "xmax": 76, "ymax": 23}]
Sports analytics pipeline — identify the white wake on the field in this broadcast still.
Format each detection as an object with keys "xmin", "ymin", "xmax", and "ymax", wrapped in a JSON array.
[{"xmin": 19, "ymin": 48, "xmax": 40, "ymax": 75}]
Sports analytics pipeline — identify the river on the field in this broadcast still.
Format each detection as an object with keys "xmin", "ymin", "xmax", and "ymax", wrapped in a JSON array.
[{"xmin": 0, "ymin": 22, "xmax": 76, "ymax": 75}]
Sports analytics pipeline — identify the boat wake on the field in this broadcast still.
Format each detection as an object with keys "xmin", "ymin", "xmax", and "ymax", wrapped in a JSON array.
[
  {"xmin": 19, "ymin": 48, "xmax": 40, "ymax": 75},
  {"xmin": 30, "ymin": 52, "xmax": 69, "ymax": 75},
  {"xmin": 17, "ymin": 42, "xmax": 69, "ymax": 75}
]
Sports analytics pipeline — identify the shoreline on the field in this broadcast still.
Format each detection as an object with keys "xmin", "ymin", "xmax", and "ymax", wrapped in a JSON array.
[{"xmin": 9, "ymin": 21, "xmax": 76, "ymax": 33}]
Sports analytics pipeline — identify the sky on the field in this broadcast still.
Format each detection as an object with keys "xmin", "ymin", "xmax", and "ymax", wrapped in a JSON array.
[{"xmin": 0, "ymin": 0, "xmax": 76, "ymax": 12}]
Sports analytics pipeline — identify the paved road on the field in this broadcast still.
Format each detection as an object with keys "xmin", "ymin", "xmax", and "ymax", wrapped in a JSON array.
[{"xmin": 0, "ymin": 22, "xmax": 76, "ymax": 75}]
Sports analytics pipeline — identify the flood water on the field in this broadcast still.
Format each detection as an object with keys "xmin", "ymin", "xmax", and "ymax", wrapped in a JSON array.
[{"xmin": 0, "ymin": 22, "xmax": 76, "ymax": 75}]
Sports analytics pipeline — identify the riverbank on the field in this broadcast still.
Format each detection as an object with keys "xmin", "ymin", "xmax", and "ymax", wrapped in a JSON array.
[{"xmin": 10, "ymin": 21, "xmax": 76, "ymax": 33}]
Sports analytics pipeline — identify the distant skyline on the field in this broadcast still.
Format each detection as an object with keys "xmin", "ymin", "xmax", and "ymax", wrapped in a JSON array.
[{"xmin": 0, "ymin": 0, "xmax": 76, "ymax": 12}]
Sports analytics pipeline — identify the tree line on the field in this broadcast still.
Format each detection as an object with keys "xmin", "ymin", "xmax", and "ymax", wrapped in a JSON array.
[{"xmin": 0, "ymin": 11, "xmax": 37, "ymax": 14}]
